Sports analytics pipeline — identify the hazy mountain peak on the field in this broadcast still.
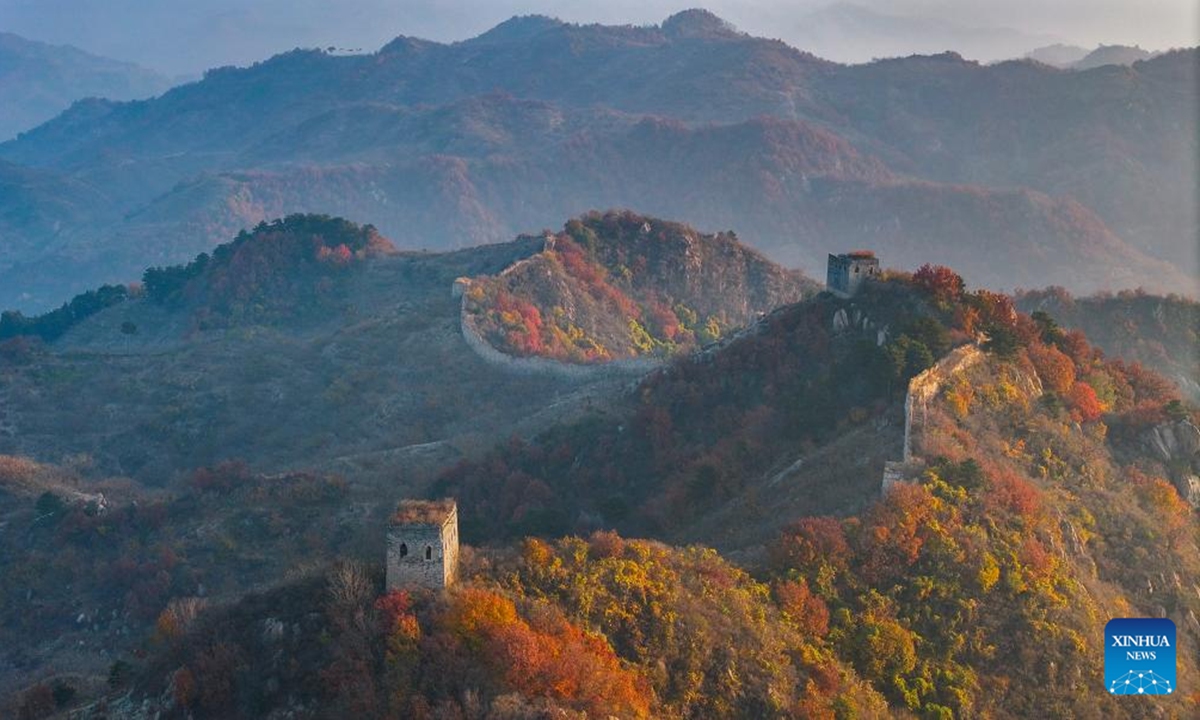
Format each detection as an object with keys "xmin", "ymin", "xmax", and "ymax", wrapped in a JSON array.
[
  {"xmin": 0, "ymin": 11, "xmax": 1194, "ymax": 310},
  {"xmin": 1024, "ymin": 43, "xmax": 1090, "ymax": 67},
  {"xmin": 0, "ymin": 31, "xmax": 170, "ymax": 141},
  {"xmin": 466, "ymin": 15, "xmax": 566, "ymax": 45},
  {"xmin": 378, "ymin": 34, "xmax": 442, "ymax": 56},
  {"xmin": 661, "ymin": 9, "xmax": 740, "ymax": 39},
  {"xmin": 1073, "ymin": 43, "xmax": 1154, "ymax": 69},
  {"xmin": 793, "ymin": 2, "xmax": 1059, "ymax": 63}
]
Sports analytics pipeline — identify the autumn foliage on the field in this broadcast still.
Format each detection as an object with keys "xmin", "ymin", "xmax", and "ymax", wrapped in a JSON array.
[
  {"xmin": 1027, "ymin": 342, "xmax": 1076, "ymax": 394},
  {"xmin": 9, "ymin": 264, "xmax": 1195, "ymax": 719},
  {"xmin": 464, "ymin": 211, "xmax": 811, "ymax": 363},
  {"xmin": 140, "ymin": 214, "xmax": 395, "ymax": 327},
  {"xmin": 1067, "ymin": 381, "xmax": 1104, "ymax": 422},
  {"xmin": 437, "ymin": 588, "xmax": 651, "ymax": 718},
  {"xmin": 912, "ymin": 263, "xmax": 965, "ymax": 304}
]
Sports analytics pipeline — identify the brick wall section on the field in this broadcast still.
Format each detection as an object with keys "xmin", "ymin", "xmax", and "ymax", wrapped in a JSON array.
[
  {"xmin": 883, "ymin": 344, "xmax": 985, "ymax": 492},
  {"xmin": 453, "ymin": 237, "xmax": 663, "ymax": 380}
]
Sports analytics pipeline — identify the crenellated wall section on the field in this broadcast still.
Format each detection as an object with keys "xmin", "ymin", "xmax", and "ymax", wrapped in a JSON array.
[
  {"xmin": 453, "ymin": 236, "xmax": 663, "ymax": 380},
  {"xmin": 883, "ymin": 344, "xmax": 985, "ymax": 492}
]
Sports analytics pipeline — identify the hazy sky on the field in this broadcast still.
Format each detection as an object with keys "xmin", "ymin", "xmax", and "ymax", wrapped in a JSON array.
[{"xmin": 0, "ymin": 0, "xmax": 1195, "ymax": 75}]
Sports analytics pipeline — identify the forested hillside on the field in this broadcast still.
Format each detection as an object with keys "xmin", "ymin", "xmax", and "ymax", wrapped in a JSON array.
[
  {"xmin": 1017, "ymin": 287, "xmax": 1200, "ymax": 401},
  {"xmin": 0, "ymin": 215, "xmax": 638, "ymax": 484},
  {"xmin": 0, "ymin": 214, "xmax": 395, "ymax": 343},
  {"xmin": 10, "ymin": 264, "xmax": 1193, "ymax": 718},
  {"xmin": 464, "ymin": 211, "xmax": 814, "ymax": 362}
]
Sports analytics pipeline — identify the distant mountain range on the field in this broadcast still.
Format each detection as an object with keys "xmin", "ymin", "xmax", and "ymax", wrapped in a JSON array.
[
  {"xmin": 1071, "ymin": 44, "xmax": 1156, "ymax": 70},
  {"xmin": 0, "ymin": 10, "xmax": 1195, "ymax": 311},
  {"xmin": 1026, "ymin": 43, "xmax": 1157, "ymax": 69},
  {"xmin": 0, "ymin": 32, "xmax": 172, "ymax": 142},
  {"xmin": 789, "ymin": 2, "xmax": 1061, "ymax": 64},
  {"xmin": 1023, "ymin": 44, "xmax": 1092, "ymax": 67}
]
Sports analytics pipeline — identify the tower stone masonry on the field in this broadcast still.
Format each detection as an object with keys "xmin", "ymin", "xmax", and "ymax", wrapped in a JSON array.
[
  {"xmin": 827, "ymin": 251, "xmax": 880, "ymax": 297},
  {"xmin": 386, "ymin": 499, "xmax": 459, "ymax": 591}
]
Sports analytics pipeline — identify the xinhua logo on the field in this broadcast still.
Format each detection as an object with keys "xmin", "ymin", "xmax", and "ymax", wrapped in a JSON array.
[{"xmin": 1105, "ymin": 618, "xmax": 1176, "ymax": 696}]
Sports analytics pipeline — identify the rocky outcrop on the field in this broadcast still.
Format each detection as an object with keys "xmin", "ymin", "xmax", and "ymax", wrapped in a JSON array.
[
  {"xmin": 1142, "ymin": 419, "xmax": 1200, "ymax": 506},
  {"xmin": 1142, "ymin": 419, "xmax": 1200, "ymax": 465},
  {"xmin": 831, "ymin": 306, "xmax": 889, "ymax": 346}
]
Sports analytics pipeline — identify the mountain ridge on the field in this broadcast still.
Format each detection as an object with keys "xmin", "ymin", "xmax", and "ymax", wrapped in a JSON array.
[
  {"xmin": 1, "ymin": 13, "xmax": 1194, "ymax": 311},
  {"xmin": 0, "ymin": 31, "xmax": 172, "ymax": 142}
]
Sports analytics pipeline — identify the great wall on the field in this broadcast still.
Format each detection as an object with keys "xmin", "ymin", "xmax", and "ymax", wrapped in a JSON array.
[
  {"xmin": 453, "ymin": 236, "xmax": 663, "ymax": 381},
  {"xmin": 455, "ymin": 246, "xmax": 998, "ymax": 494},
  {"xmin": 883, "ymin": 344, "xmax": 985, "ymax": 491},
  {"xmin": 824, "ymin": 300, "xmax": 987, "ymax": 493}
]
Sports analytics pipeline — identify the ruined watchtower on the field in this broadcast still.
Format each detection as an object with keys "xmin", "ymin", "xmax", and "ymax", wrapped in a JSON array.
[
  {"xmin": 827, "ymin": 251, "xmax": 880, "ymax": 297},
  {"xmin": 386, "ymin": 499, "xmax": 459, "ymax": 591}
]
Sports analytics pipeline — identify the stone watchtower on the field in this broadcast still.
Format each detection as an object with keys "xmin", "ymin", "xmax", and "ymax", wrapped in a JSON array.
[
  {"xmin": 827, "ymin": 251, "xmax": 881, "ymax": 297},
  {"xmin": 386, "ymin": 499, "xmax": 459, "ymax": 591}
]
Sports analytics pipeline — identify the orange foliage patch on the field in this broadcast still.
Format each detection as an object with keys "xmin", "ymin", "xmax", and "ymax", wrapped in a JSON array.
[
  {"xmin": 771, "ymin": 516, "xmax": 852, "ymax": 576},
  {"xmin": 985, "ymin": 470, "xmax": 1041, "ymax": 518},
  {"xmin": 913, "ymin": 264, "xmax": 965, "ymax": 303},
  {"xmin": 774, "ymin": 578, "xmax": 831, "ymax": 637},
  {"xmin": 439, "ymin": 589, "xmax": 652, "ymax": 718},
  {"xmin": 859, "ymin": 483, "xmax": 940, "ymax": 583},
  {"xmin": 1067, "ymin": 381, "xmax": 1104, "ymax": 422},
  {"xmin": 1027, "ymin": 343, "xmax": 1076, "ymax": 395}
]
